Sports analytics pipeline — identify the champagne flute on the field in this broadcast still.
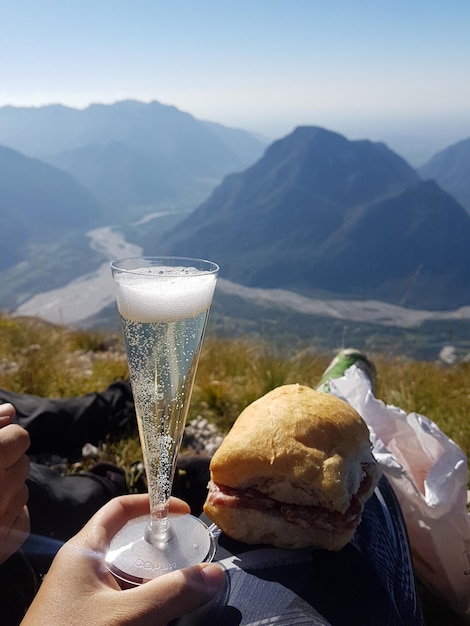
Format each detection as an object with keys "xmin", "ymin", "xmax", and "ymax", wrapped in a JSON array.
[{"xmin": 105, "ymin": 256, "xmax": 219, "ymax": 585}]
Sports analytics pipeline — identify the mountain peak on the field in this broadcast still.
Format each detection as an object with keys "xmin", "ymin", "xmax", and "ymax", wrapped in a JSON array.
[{"xmin": 237, "ymin": 125, "xmax": 419, "ymax": 212}]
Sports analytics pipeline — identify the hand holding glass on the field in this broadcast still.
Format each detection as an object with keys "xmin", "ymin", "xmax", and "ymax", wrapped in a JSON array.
[{"xmin": 105, "ymin": 257, "xmax": 219, "ymax": 585}]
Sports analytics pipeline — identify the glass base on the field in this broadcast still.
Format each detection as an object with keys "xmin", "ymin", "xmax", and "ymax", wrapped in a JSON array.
[{"xmin": 105, "ymin": 513, "xmax": 216, "ymax": 586}]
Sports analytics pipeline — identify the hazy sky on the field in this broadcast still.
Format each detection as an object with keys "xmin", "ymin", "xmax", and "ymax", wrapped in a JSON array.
[{"xmin": 1, "ymin": 1, "xmax": 470, "ymax": 159}]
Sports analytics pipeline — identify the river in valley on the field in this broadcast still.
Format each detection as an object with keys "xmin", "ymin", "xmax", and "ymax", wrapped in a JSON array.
[{"xmin": 16, "ymin": 227, "xmax": 142, "ymax": 325}]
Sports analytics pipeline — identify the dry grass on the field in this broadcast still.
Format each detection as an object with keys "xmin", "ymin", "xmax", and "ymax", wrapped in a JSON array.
[
  {"xmin": 374, "ymin": 355, "xmax": 470, "ymax": 459},
  {"xmin": 1, "ymin": 312, "xmax": 469, "ymax": 475},
  {"xmin": 190, "ymin": 339, "xmax": 329, "ymax": 432},
  {"xmin": 194, "ymin": 340, "xmax": 470, "ymax": 468},
  {"xmin": 0, "ymin": 314, "xmax": 129, "ymax": 396}
]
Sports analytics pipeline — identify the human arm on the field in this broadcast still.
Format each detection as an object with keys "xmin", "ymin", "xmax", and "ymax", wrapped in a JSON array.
[
  {"xmin": 21, "ymin": 494, "xmax": 225, "ymax": 626},
  {"xmin": 0, "ymin": 403, "xmax": 31, "ymax": 565}
]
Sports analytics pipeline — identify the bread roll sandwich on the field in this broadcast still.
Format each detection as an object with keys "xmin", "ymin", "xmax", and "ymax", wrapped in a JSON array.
[{"xmin": 204, "ymin": 384, "xmax": 380, "ymax": 551}]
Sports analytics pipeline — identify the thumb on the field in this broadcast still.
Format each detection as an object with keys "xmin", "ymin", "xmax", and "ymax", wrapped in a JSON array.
[{"xmin": 119, "ymin": 562, "xmax": 225, "ymax": 625}]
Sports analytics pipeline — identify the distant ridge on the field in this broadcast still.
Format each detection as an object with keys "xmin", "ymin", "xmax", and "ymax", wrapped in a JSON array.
[
  {"xmin": 0, "ymin": 144, "xmax": 101, "ymax": 270},
  {"xmin": 155, "ymin": 126, "xmax": 470, "ymax": 309},
  {"xmin": 419, "ymin": 136, "xmax": 470, "ymax": 213},
  {"xmin": 0, "ymin": 100, "xmax": 267, "ymax": 221}
]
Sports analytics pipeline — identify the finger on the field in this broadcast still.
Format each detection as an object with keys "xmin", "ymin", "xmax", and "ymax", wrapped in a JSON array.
[
  {"xmin": 56, "ymin": 495, "xmax": 192, "ymax": 593},
  {"xmin": 0, "ymin": 453, "xmax": 30, "ymax": 503},
  {"xmin": 7, "ymin": 453, "xmax": 30, "ymax": 486},
  {"xmin": 0, "ymin": 484, "xmax": 29, "ymax": 540},
  {"xmin": 75, "ymin": 494, "xmax": 151, "ymax": 556},
  {"xmin": 169, "ymin": 496, "xmax": 192, "ymax": 514},
  {"xmin": 117, "ymin": 562, "xmax": 226, "ymax": 625},
  {"xmin": 74, "ymin": 494, "xmax": 191, "ymax": 555},
  {"xmin": 44, "ymin": 495, "xmax": 156, "ymax": 594},
  {"xmin": 0, "ymin": 454, "xmax": 30, "ymax": 516},
  {"xmin": 0, "ymin": 424, "xmax": 30, "ymax": 469},
  {"xmin": 0, "ymin": 500, "xmax": 30, "ymax": 564},
  {"xmin": 0, "ymin": 403, "xmax": 15, "ymax": 428}
]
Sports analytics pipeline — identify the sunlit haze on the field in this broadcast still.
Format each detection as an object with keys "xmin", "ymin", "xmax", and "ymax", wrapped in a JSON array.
[{"xmin": 2, "ymin": 0, "xmax": 470, "ymax": 162}]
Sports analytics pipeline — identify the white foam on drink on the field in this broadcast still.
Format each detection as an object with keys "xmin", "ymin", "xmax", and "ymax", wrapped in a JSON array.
[{"xmin": 114, "ymin": 266, "xmax": 217, "ymax": 322}]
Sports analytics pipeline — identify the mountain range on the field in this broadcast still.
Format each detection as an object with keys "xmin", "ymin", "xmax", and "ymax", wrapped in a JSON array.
[
  {"xmin": 0, "ymin": 100, "xmax": 267, "ymax": 222},
  {"xmin": 1, "ymin": 101, "xmax": 470, "ymax": 326},
  {"xmin": 150, "ymin": 126, "xmax": 470, "ymax": 309}
]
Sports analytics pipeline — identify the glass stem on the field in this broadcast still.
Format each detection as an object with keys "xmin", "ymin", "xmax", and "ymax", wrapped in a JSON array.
[{"xmin": 145, "ymin": 500, "xmax": 173, "ymax": 545}]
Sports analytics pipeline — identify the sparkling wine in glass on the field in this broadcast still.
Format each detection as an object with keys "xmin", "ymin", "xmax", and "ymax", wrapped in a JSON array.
[{"xmin": 105, "ymin": 256, "xmax": 219, "ymax": 585}]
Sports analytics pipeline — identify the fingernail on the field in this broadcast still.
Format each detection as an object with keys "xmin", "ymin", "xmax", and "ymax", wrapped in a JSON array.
[{"xmin": 200, "ymin": 563, "xmax": 225, "ymax": 595}]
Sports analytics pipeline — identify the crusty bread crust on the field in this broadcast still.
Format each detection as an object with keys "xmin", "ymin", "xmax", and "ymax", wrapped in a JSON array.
[
  {"xmin": 208, "ymin": 384, "xmax": 378, "ymax": 513},
  {"xmin": 204, "ymin": 499, "xmax": 355, "ymax": 550}
]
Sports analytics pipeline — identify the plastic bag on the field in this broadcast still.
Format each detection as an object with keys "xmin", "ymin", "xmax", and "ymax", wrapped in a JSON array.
[{"xmin": 329, "ymin": 366, "xmax": 470, "ymax": 615}]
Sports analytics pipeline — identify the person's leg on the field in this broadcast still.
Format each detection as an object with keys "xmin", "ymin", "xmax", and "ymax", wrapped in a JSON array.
[
  {"xmin": 0, "ymin": 381, "xmax": 135, "ymax": 459},
  {"xmin": 183, "ymin": 476, "xmax": 423, "ymax": 626},
  {"xmin": 23, "ymin": 461, "xmax": 129, "ymax": 575},
  {"xmin": 316, "ymin": 347, "xmax": 377, "ymax": 393}
]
